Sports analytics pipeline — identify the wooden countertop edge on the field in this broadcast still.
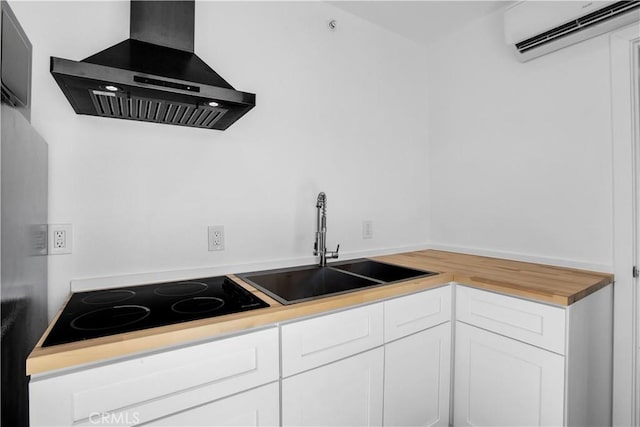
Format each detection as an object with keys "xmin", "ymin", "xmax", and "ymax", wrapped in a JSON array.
[
  {"xmin": 27, "ymin": 273, "xmax": 453, "ymax": 375},
  {"xmin": 454, "ymin": 275, "xmax": 612, "ymax": 306}
]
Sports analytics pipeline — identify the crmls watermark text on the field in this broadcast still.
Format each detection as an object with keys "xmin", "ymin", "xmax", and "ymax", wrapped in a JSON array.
[{"xmin": 88, "ymin": 411, "xmax": 140, "ymax": 425}]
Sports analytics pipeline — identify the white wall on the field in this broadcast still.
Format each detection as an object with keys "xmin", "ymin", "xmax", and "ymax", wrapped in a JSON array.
[
  {"xmin": 11, "ymin": 0, "xmax": 617, "ymax": 319},
  {"xmin": 10, "ymin": 1, "xmax": 431, "ymax": 317},
  {"xmin": 426, "ymin": 7, "xmax": 613, "ymax": 271}
]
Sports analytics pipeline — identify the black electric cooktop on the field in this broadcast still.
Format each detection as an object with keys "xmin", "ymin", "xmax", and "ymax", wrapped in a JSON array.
[{"xmin": 43, "ymin": 276, "xmax": 269, "ymax": 347}]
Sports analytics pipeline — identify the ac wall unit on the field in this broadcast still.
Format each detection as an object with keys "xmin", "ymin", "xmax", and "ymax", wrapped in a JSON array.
[{"xmin": 504, "ymin": 1, "xmax": 640, "ymax": 62}]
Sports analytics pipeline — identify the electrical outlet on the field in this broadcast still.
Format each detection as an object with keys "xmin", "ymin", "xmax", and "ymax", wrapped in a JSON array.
[
  {"xmin": 48, "ymin": 224, "xmax": 72, "ymax": 255},
  {"xmin": 363, "ymin": 220, "xmax": 373, "ymax": 239},
  {"xmin": 208, "ymin": 225, "xmax": 225, "ymax": 251}
]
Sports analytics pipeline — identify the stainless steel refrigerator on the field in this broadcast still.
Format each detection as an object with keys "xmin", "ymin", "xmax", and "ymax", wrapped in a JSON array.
[
  {"xmin": 1, "ymin": 103, "xmax": 48, "ymax": 427},
  {"xmin": 1, "ymin": 1, "xmax": 48, "ymax": 425}
]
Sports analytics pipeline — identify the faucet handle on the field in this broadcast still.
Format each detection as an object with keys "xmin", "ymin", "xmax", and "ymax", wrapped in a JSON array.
[{"xmin": 329, "ymin": 244, "xmax": 340, "ymax": 259}]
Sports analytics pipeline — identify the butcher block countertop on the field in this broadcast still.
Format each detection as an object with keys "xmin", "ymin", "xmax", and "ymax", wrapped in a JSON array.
[
  {"xmin": 27, "ymin": 250, "xmax": 613, "ymax": 375},
  {"xmin": 376, "ymin": 250, "xmax": 612, "ymax": 306}
]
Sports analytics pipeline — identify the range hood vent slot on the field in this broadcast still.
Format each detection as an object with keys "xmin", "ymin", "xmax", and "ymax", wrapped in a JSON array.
[{"xmin": 90, "ymin": 91, "xmax": 226, "ymax": 129}]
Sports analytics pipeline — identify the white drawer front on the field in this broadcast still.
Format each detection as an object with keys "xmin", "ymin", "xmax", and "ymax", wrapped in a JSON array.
[
  {"xmin": 384, "ymin": 285, "xmax": 451, "ymax": 342},
  {"xmin": 31, "ymin": 328, "xmax": 279, "ymax": 426},
  {"xmin": 148, "ymin": 382, "xmax": 279, "ymax": 427},
  {"xmin": 456, "ymin": 285, "xmax": 566, "ymax": 354},
  {"xmin": 281, "ymin": 303, "xmax": 384, "ymax": 377}
]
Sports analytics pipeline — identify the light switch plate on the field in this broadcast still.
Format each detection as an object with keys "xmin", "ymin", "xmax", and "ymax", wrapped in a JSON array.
[{"xmin": 363, "ymin": 220, "xmax": 373, "ymax": 239}]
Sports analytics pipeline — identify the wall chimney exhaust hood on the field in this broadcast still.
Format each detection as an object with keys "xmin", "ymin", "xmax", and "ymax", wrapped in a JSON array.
[{"xmin": 50, "ymin": 0, "xmax": 255, "ymax": 131}]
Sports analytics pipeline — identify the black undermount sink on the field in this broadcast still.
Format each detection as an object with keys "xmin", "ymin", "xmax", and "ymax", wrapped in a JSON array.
[{"xmin": 237, "ymin": 259, "xmax": 436, "ymax": 305}]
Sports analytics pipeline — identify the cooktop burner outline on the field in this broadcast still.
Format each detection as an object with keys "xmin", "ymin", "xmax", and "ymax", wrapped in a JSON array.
[
  {"xmin": 153, "ymin": 281, "xmax": 208, "ymax": 297},
  {"xmin": 81, "ymin": 289, "xmax": 136, "ymax": 305},
  {"xmin": 70, "ymin": 305, "xmax": 151, "ymax": 331},
  {"xmin": 171, "ymin": 297, "xmax": 225, "ymax": 314},
  {"xmin": 42, "ymin": 275, "xmax": 269, "ymax": 347}
]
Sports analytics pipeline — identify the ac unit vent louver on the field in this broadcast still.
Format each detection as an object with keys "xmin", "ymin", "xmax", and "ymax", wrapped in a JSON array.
[
  {"xmin": 516, "ymin": 1, "xmax": 640, "ymax": 53},
  {"xmin": 505, "ymin": 1, "xmax": 640, "ymax": 62}
]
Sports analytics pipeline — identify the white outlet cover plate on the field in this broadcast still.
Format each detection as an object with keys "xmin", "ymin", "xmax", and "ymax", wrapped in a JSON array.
[
  {"xmin": 48, "ymin": 224, "xmax": 72, "ymax": 255},
  {"xmin": 208, "ymin": 225, "xmax": 225, "ymax": 251}
]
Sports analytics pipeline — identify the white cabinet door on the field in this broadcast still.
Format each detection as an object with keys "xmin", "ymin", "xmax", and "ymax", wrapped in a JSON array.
[
  {"xmin": 454, "ymin": 322, "xmax": 564, "ymax": 427},
  {"xmin": 384, "ymin": 322, "xmax": 451, "ymax": 427},
  {"xmin": 282, "ymin": 347, "xmax": 384, "ymax": 427},
  {"xmin": 149, "ymin": 382, "xmax": 279, "ymax": 427}
]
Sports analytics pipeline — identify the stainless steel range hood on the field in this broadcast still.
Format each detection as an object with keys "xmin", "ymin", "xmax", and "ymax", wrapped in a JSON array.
[{"xmin": 50, "ymin": 0, "xmax": 255, "ymax": 131}]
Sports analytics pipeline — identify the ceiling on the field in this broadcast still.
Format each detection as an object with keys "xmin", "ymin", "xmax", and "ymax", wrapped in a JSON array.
[{"xmin": 329, "ymin": 1, "xmax": 510, "ymax": 47}]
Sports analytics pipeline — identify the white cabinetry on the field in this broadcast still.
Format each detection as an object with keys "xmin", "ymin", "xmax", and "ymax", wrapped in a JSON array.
[
  {"xmin": 456, "ymin": 284, "xmax": 566, "ymax": 354},
  {"xmin": 454, "ymin": 284, "xmax": 612, "ymax": 427},
  {"xmin": 454, "ymin": 322, "xmax": 564, "ymax": 426},
  {"xmin": 281, "ymin": 303, "xmax": 384, "ymax": 427},
  {"xmin": 383, "ymin": 285, "xmax": 451, "ymax": 427},
  {"xmin": 280, "ymin": 287, "xmax": 453, "ymax": 427},
  {"xmin": 384, "ymin": 285, "xmax": 451, "ymax": 341},
  {"xmin": 280, "ymin": 302, "xmax": 384, "ymax": 377},
  {"xmin": 29, "ymin": 327, "xmax": 279, "ymax": 426},
  {"xmin": 282, "ymin": 347, "xmax": 384, "ymax": 427},
  {"xmin": 384, "ymin": 323, "xmax": 451, "ymax": 427}
]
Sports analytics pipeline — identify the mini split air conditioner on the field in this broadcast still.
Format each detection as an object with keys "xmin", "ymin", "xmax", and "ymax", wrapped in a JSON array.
[{"xmin": 504, "ymin": 1, "xmax": 640, "ymax": 62}]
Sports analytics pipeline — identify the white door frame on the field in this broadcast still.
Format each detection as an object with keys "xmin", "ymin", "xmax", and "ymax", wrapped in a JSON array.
[{"xmin": 611, "ymin": 24, "xmax": 640, "ymax": 427}]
